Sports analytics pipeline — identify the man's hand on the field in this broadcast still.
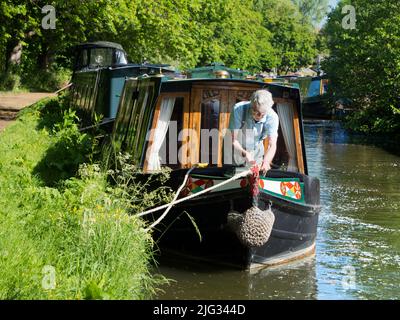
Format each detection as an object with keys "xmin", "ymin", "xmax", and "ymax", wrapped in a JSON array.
[
  {"xmin": 243, "ymin": 151, "xmax": 254, "ymax": 164},
  {"xmin": 242, "ymin": 151, "xmax": 254, "ymax": 163},
  {"xmin": 260, "ymin": 161, "xmax": 271, "ymax": 174}
]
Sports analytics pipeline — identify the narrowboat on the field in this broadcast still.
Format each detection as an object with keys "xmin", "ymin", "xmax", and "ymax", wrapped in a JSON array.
[
  {"xmin": 285, "ymin": 75, "xmax": 332, "ymax": 119},
  {"xmin": 108, "ymin": 75, "xmax": 321, "ymax": 270},
  {"xmin": 68, "ymin": 41, "xmax": 176, "ymax": 128}
]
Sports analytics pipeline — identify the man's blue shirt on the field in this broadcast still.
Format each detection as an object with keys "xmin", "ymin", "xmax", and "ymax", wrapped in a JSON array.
[{"xmin": 228, "ymin": 101, "xmax": 279, "ymax": 154}]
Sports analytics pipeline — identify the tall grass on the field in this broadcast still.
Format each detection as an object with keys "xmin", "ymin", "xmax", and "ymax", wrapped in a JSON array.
[
  {"xmin": 0, "ymin": 97, "xmax": 169, "ymax": 299},
  {"xmin": 0, "ymin": 67, "xmax": 71, "ymax": 92}
]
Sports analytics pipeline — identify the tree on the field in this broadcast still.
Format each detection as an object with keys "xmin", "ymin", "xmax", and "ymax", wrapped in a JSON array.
[
  {"xmin": 0, "ymin": 1, "xmax": 40, "ymax": 73},
  {"xmin": 255, "ymin": 0, "xmax": 317, "ymax": 73},
  {"xmin": 118, "ymin": 0, "xmax": 274, "ymax": 71},
  {"xmin": 0, "ymin": 0, "xmax": 320, "ymax": 89},
  {"xmin": 292, "ymin": 0, "xmax": 330, "ymax": 26},
  {"xmin": 323, "ymin": 0, "xmax": 400, "ymax": 135},
  {"xmin": 192, "ymin": 0, "xmax": 274, "ymax": 71}
]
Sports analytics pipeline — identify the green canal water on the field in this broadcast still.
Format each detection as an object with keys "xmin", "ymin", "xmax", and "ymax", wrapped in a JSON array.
[{"xmin": 155, "ymin": 121, "xmax": 400, "ymax": 300}]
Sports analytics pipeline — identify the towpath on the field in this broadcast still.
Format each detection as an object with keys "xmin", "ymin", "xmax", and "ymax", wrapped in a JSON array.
[{"xmin": 0, "ymin": 92, "xmax": 56, "ymax": 131}]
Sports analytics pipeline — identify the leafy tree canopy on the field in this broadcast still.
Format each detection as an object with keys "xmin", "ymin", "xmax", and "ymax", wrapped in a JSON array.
[
  {"xmin": 255, "ymin": 0, "xmax": 317, "ymax": 73},
  {"xmin": 323, "ymin": 0, "xmax": 400, "ymax": 134},
  {"xmin": 1, "ymin": 0, "xmax": 321, "ymax": 87}
]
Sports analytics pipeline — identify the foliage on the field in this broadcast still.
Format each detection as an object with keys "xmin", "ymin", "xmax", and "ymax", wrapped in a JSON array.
[
  {"xmin": 0, "ymin": 97, "xmax": 169, "ymax": 299},
  {"xmin": 0, "ymin": 72, "xmax": 21, "ymax": 91},
  {"xmin": 292, "ymin": 0, "xmax": 330, "ymax": 26},
  {"xmin": 186, "ymin": 0, "xmax": 274, "ymax": 71},
  {"xmin": 322, "ymin": 0, "xmax": 400, "ymax": 135},
  {"xmin": 255, "ymin": 0, "xmax": 318, "ymax": 73},
  {"xmin": 0, "ymin": 0, "xmax": 321, "ymax": 85}
]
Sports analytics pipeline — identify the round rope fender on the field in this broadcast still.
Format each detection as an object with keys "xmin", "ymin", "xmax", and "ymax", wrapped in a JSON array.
[{"xmin": 228, "ymin": 206, "xmax": 275, "ymax": 248}]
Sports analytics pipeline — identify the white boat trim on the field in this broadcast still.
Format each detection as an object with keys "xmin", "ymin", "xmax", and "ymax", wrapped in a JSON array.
[{"xmin": 250, "ymin": 242, "xmax": 316, "ymax": 271}]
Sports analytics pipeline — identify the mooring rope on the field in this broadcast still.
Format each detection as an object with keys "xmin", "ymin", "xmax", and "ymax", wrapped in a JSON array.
[{"xmin": 139, "ymin": 166, "xmax": 253, "ymax": 231}]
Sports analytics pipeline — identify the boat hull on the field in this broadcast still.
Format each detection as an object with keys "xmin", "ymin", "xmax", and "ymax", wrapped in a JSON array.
[{"xmin": 150, "ymin": 170, "xmax": 320, "ymax": 270}]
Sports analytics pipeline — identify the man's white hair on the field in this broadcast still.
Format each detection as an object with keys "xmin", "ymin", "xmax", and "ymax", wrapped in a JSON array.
[{"xmin": 251, "ymin": 89, "xmax": 274, "ymax": 112}]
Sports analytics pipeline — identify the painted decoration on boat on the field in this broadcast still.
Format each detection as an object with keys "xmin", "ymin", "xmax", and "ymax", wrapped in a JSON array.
[
  {"xmin": 258, "ymin": 177, "xmax": 304, "ymax": 203},
  {"xmin": 181, "ymin": 177, "xmax": 215, "ymax": 197},
  {"xmin": 181, "ymin": 175, "xmax": 305, "ymax": 203}
]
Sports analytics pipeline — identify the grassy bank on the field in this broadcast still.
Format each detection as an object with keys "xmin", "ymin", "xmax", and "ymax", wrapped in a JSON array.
[
  {"xmin": 0, "ymin": 67, "xmax": 71, "ymax": 93},
  {"xmin": 0, "ymin": 97, "xmax": 168, "ymax": 299}
]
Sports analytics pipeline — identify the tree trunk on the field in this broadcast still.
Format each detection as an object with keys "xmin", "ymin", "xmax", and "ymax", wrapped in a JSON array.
[
  {"xmin": 38, "ymin": 42, "xmax": 53, "ymax": 70},
  {"xmin": 5, "ymin": 41, "xmax": 22, "ymax": 72}
]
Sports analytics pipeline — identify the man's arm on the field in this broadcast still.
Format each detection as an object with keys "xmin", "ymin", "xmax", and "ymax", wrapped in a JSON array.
[
  {"xmin": 231, "ymin": 131, "xmax": 254, "ymax": 163},
  {"xmin": 261, "ymin": 135, "xmax": 277, "ymax": 172}
]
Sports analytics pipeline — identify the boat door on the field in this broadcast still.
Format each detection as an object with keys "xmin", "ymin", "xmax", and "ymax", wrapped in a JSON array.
[{"xmin": 189, "ymin": 82, "xmax": 270, "ymax": 167}]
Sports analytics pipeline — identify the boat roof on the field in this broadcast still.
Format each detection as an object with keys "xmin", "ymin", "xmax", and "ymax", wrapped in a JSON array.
[
  {"xmin": 111, "ymin": 63, "xmax": 175, "ymax": 71},
  {"xmin": 186, "ymin": 62, "xmax": 249, "ymax": 78},
  {"xmin": 157, "ymin": 76, "xmax": 301, "ymax": 91},
  {"xmin": 75, "ymin": 41, "xmax": 125, "ymax": 51}
]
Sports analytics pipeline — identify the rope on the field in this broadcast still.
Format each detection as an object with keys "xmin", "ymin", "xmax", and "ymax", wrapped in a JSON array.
[
  {"xmin": 139, "ymin": 167, "xmax": 252, "ymax": 230},
  {"xmin": 144, "ymin": 166, "xmax": 195, "ymax": 231},
  {"xmin": 54, "ymin": 83, "xmax": 73, "ymax": 94}
]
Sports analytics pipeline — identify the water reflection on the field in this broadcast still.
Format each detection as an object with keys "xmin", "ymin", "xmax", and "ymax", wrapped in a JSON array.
[
  {"xmin": 155, "ymin": 120, "xmax": 400, "ymax": 300},
  {"xmin": 155, "ymin": 256, "xmax": 317, "ymax": 300}
]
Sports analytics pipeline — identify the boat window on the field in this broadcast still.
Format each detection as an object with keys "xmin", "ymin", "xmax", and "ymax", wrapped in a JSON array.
[
  {"xmin": 200, "ymin": 98, "xmax": 220, "ymax": 166},
  {"xmin": 76, "ymin": 49, "xmax": 88, "ymax": 69},
  {"xmin": 89, "ymin": 47, "xmax": 113, "ymax": 68},
  {"xmin": 273, "ymin": 125, "xmax": 290, "ymax": 171},
  {"xmin": 145, "ymin": 93, "xmax": 189, "ymax": 172},
  {"xmin": 112, "ymin": 81, "xmax": 139, "ymax": 152},
  {"xmin": 115, "ymin": 50, "xmax": 128, "ymax": 64},
  {"xmin": 322, "ymin": 79, "xmax": 329, "ymax": 95},
  {"xmin": 307, "ymin": 80, "xmax": 321, "ymax": 97}
]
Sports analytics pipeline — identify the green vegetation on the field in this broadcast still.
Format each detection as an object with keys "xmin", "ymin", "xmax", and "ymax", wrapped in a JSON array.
[
  {"xmin": 0, "ymin": 97, "xmax": 171, "ymax": 299},
  {"xmin": 322, "ymin": 0, "xmax": 400, "ymax": 137},
  {"xmin": 0, "ymin": 0, "xmax": 321, "ymax": 91},
  {"xmin": 292, "ymin": 0, "xmax": 330, "ymax": 25},
  {"xmin": 256, "ymin": 0, "xmax": 318, "ymax": 73}
]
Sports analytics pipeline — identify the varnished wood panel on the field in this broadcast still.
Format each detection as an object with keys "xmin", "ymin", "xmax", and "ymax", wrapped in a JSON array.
[
  {"xmin": 193, "ymin": 82, "xmax": 261, "ymax": 91},
  {"xmin": 218, "ymin": 91, "xmax": 229, "ymax": 166},
  {"xmin": 189, "ymin": 89, "xmax": 202, "ymax": 167},
  {"xmin": 292, "ymin": 103, "xmax": 305, "ymax": 174}
]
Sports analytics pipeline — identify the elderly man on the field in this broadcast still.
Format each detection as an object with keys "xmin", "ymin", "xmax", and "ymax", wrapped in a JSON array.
[{"xmin": 228, "ymin": 89, "xmax": 279, "ymax": 173}]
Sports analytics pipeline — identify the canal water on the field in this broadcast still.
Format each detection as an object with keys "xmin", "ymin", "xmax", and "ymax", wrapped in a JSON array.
[{"xmin": 155, "ymin": 120, "xmax": 400, "ymax": 300}]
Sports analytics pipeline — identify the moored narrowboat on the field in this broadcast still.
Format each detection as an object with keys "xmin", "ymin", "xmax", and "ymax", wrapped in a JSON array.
[
  {"xmin": 109, "ymin": 75, "xmax": 321, "ymax": 270},
  {"xmin": 68, "ymin": 41, "xmax": 176, "ymax": 128}
]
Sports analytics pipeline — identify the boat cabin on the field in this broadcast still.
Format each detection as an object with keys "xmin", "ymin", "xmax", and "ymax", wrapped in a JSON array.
[
  {"xmin": 68, "ymin": 42, "xmax": 176, "ymax": 127},
  {"xmin": 73, "ymin": 41, "xmax": 129, "ymax": 72},
  {"xmin": 111, "ymin": 76, "xmax": 307, "ymax": 176}
]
